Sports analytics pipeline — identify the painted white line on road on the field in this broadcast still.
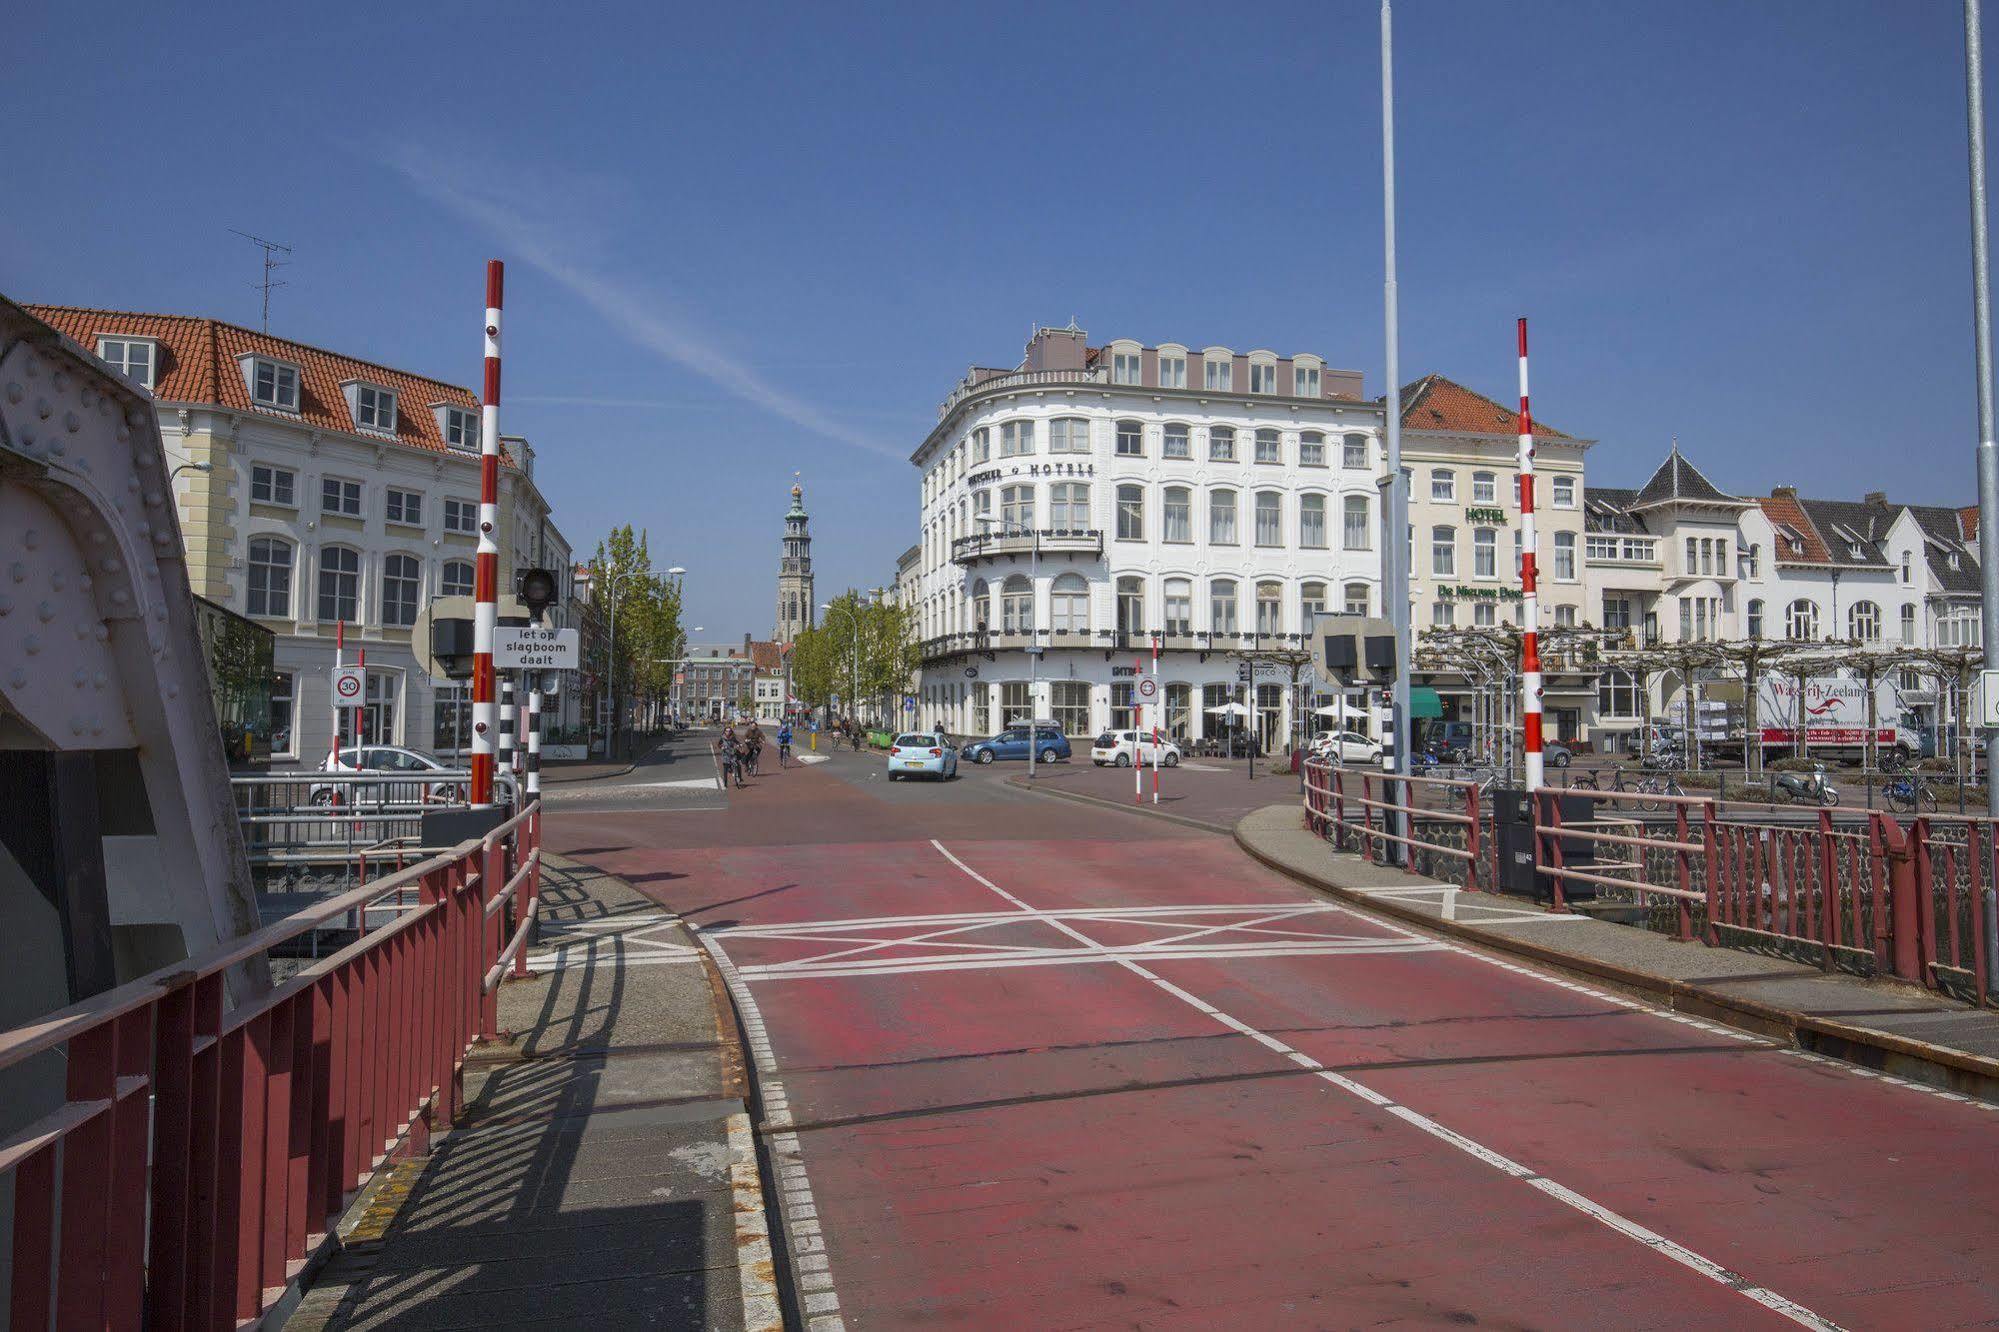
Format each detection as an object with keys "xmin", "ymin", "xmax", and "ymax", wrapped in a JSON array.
[
  {"xmin": 630, "ymin": 776, "xmax": 726, "ymax": 791},
  {"xmin": 735, "ymin": 939, "xmax": 1442, "ymax": 982},
  {"xmin": 795, "ymin": 754, "xmax": 829, "ymax": 766},
  {"xmin": 706, "ymin": 902, "xmax": 1352, "ymax": 934},
  {"xmin": 925, "ymin": 837, "xmax": 1845, "ymax": 1332}
]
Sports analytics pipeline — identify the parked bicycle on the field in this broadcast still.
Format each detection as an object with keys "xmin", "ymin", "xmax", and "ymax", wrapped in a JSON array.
[{"xmin": 1573, "ymin": 765, "xmax": 1681, "ymax": 812}]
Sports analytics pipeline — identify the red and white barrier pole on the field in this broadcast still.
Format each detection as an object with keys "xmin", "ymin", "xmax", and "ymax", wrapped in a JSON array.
[
  {"xmin": 470, "ymin": 260, "xmax": 504, "ymax": 808},
  {"xmin": 1516, "ymin": 317, "xmax": 1544, "ymax": 791},
  {"xmin": 1151, "ymin": 636, "xmax": 1161, "ymax": 804},
  {"xmin": 1133, "ymin": 656, "xmax": 1144, "ymax": 805},
  {"xmin": 330, "ymin": 617, "xmax": 343, "ymax": 764}
]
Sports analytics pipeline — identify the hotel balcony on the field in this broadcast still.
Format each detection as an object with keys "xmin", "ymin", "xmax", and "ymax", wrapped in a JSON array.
[
  {"xmin": 950, "ymin": 528, "xmax": 1104, "ymax": 565},
  {"xmin": 917, "ymin": 627, "xmax": 1316, "ymax": 663}
]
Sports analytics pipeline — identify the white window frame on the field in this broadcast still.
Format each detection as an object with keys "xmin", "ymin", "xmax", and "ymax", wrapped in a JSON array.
[
  {"xmin": 384, "ymin": 487, "xmax": 423, "ymax": 527},
  {"xmin": 1430, "ymin": 469, "xmax": 1456, "ymax": 503},
  {"xmin": 1249, "ymin": 359, "xmax": 1278, "ymax": 394},
  {"xmin": 1204, "ymin": 354, "xmax": 1234, "ymax": 391},
  {"xmin": 1110, "ymin": 345, "xmax": 1143, "ymax": 385},
  {"xmin": 1000, "ymin": 419, "xmax": 1035, "ymax": 457},
  {"xmin": 1471, "ymin": 471, "xmax": 1497, "ymax": 504},
  {"xmin": 1295, "ymin": 365, "xmax": 1321, "ymax": 397},
  {"xmin": 1299, "ymin": 493, "xmax": 1327, "ymax": 549},
  {"xmin": 441, "ymin": 559, "xmax": 475, "ymax": 597},
  {"xmin": 1158, "ymin": 351, "xmax": 1188, "ymax": 389},
  {"xmin": 1048, "ymin": 417, "xmax": 1090, "ymax": 454},
  {"xmin": 248, "ymin": 356, "xmax": 301, "ymax": 412},
  {"xmin": 355, "ymin": 383, "xmax": 398, "ymax": 434},
  {"xmin": 1342, "ymin": 434, "xmax": 1369, "ymax": 469},
  {"xmin": 96, "ymin": 336, "xmax": 157, "ymax": 389},
  {"xmin": 1299, "ymin": 431, "xmax": 1326, "ymax": 467},
  {"xmin": 1208, "ymin": 427, "xmax": 1236, "ymax": 462},
  {"xmin": 1552, "ymin": 475, "xmax": 1576, "ymax": 508},
  {"xmin": 247, "ymin": 537, "xmax": 293, "ymax": 618},
  {"xmin": 1254, "ymin": 429, "xmax": 1281, "ymax": 464},
  {"xmin": 320, "ymin": 476, "xmax": 363, "ymax": 518},
  {"xmin": 250, "ymin": 462, "xmax": 296, "ymax": 507},
  {"xmin": 1162, "ymin": 423, "xmax": 1191, "ymax": 459},
  {"xmin": 1115, "ymin": 420, "xmax": 1144, "ymax": 457},
  {"xmin": 1554, "ymin": 531, "xmax": 1577, "ymax": 581},
  {"xmin": 442, "ymin": 497, "xmax": 478, "ymax": 535}
]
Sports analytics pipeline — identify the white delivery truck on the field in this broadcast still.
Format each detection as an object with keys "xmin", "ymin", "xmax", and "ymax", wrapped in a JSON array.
[{"xmin": 1755, "ymin": 671, "xmax": 1916, "ymax": 762}]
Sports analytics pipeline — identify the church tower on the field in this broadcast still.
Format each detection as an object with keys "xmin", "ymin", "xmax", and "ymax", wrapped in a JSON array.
[{"xmin": 775, "ymin": 482, "xmax": 815, "ymax": 644}]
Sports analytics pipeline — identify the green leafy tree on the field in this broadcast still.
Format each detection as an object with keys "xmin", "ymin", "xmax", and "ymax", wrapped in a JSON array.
[{"xmin": 586, "ymin": 525, "xmax": 684, "ymax": 731}]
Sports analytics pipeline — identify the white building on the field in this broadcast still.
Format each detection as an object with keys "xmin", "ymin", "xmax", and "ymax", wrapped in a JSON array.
[
  {"xmin": 908, "ymin": 325, "xmax": 1382, "ymax": 748},
  {"xmin": 29, "ymin": 306, "xmax": 574, "ymax": 764}
]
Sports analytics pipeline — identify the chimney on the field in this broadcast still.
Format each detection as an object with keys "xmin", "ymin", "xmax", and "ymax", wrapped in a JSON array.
[
  {"xmin": 1863, "ymin": 491, "xmax": 1886, "ymax": 507},
  {"xmin": 1770, "ymin": 485, "xmax": 1798, "ymax": 499}
]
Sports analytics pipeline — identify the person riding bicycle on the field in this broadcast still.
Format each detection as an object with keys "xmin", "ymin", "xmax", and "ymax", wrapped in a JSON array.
[
  {"xmin": 718, "ymin": 724, "xmax": 744, "ymax": 787},
  {"xmin": 776, "ymin": 719, "xmax": 794, "ymax": 767},
  {"xmin": 745, "ymin": 721, "xmax": 766, "ymax": 775}
]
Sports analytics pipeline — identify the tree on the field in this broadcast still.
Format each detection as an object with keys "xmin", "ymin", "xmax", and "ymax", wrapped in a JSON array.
[
  {"xmin": 586, "ymin": 525, "xmax": 683, "ymax": 735},
  {"xmin": 799, "ymin": 590, "xmax": 918, "ymax": 726}
]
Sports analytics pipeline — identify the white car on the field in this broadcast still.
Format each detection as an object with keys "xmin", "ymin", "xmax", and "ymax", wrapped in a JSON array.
[
  {"xmin": 1312, "ymin": 730, "xmax": 1382, "ymax": 764},
  {"xmin": 1091, "ymin": 730, "xmax": 1183, "ymax": 768},
  {"xmin": 886, "ymin": 732, "xmax": 959, "ymax": 781},
  {"xmin": 312, "ymin": 745, "xmax": 516, "ymax": 805}
]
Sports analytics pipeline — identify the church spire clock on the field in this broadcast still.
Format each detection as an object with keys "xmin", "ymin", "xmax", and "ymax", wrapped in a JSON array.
[{"xmin": 774, "ymin": 480, "xmax": 815, "ymax": 644}]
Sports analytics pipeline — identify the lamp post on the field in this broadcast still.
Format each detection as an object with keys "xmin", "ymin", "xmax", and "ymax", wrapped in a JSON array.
[{"xmin": 976, "ymin": 515, "xmax": 1041, "ymax": 781}]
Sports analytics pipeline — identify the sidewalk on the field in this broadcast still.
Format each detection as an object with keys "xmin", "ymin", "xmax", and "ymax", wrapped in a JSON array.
[
  {"xmin": 286, "ymin": 855, "xmax": 781, "ymax": 1331},
  {"xmin": 1235, "ymin": 802, "xmax": 1999, "ymax": 1103},
  {"xmin": 538, "ymin": 738, "xmax": 661, "ymax": 784}
]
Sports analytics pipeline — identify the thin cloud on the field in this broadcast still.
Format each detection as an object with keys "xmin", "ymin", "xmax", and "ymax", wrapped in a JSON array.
[
  {"xmin": 378, "ymin": 145, "xmax": 902, "ymax": 460},
  {"xmin": 513, "ymin": 394, "xmax": 726, "ymax": 411}
]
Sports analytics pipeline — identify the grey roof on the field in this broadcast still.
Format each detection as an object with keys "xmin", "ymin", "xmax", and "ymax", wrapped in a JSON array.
[
  {"xmin": 1583, "ymin": 486, "xmax": 1645, "ymax": 535},
  {"xmin": 1905, "ymin": 503, "xmax": 1982, "ymax": 593},
  {"xmin": 1631, "ymin": 445, "xmax": 1746, "ymax": 509},
  {"xmin": 1795, "ymin": 497, "xmax": 1894, "ymax": 569}
]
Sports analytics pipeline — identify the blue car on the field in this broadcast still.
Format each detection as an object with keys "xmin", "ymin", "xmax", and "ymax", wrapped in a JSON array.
[{"xmin": 963, "ymin": 725, "xmax": 1071, "ymax": 765}]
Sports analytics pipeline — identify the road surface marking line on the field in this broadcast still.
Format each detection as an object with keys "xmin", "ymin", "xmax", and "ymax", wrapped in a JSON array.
[
  {"xmin": 707, "ymin": 903, "xmax": 1350, "ymax": 934},
  {"xmin": 733, "ymin": 941, "xmax": 1442, "ymax": 981},
  {"xmin": 926, "ymin": 838, "xmax": 1846, "ymax": 1332},
  {"xmin": 692, "ymin": 928, "xmax": 844, "ymax": 1330}
]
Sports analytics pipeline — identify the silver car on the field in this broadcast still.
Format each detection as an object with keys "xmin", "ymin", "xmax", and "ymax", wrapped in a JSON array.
[{"xmin": 886, "ymin": 732, "xmax": 958, "ymax": 781}]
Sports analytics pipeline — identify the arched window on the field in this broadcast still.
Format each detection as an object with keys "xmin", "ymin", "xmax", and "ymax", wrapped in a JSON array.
[
  {"xmin": 970, "ymin": 579, "xmax": 990, "ymax": 631},
  {"xmin": 1048, "ymin": 417, "xmax": 1090, "ymax": 454},
  {"xmin": 1343, "ymin": 495, "xmax": 1371, "ymax": 549},
  {"xmin": 1299, "ymin": 493, "xmax": 1327, "ymax": 548},
  {"xmin": 1344, "ymin": 582, "xmax": 1371, "ymax": 615},
  {"xmin": 1048, "ymin": 482, "xmax": 1090, "ymax": 530},
  {"xmin": 1163, "ymin": 423, "xmax": 1191, "ymax": 459},
  {"xmin": 1115, "ymin": 419, "xmax": 1144, "ymax": 457},
  {"xmin": 382, "ymin": 554, "xmax": 421, "ymax": 627},
  {"xmin": 1164, "ymin": 578, "xmax": 1193, "ymax": 635},
  {"xmin": 1786, "ymin": 598, "xmax": 1820, "ymax": 641},
  {"xmin": 1209, "ymin": 426, "xmax": 1237, "ymax": 462},
  {"xmin": 1471, "ymin": 471, "xmax": 1497, "ymax": 504},
  {"xmin": 1116, "ymin": 484, "xmax": 1145, "ymax": 540},
  {"xmin": 248, "ymin": 537, "xmax": 293, "ymax": 617},
  {"xmin": 1000, "ymin": 419, "xmax": 1035, "ymax": 457},
  {"xmin": 1116, "ymin": 577, "xmax": 1144, "ymax": 635},
  {"xmin": 1849, "ymin": 600, "xmax": 1882, "ymax": 642},
  {"xmin": 1473, "ymin": 528, "xmax": 1497, "ymax": 578},
  {"xmin": 1209, "ymin": 578, "xmax": 1238, "ymax": 635},
  {"xmin": 1210, "ymin": 488, "xmax": 1238, "ymax": 544},
  {"xmin": 1432, "ymin": 526, "xmax": 1457, "ymax": 578},
  {"xmin": 1552, "ymin": 476, "xmax": 1576, "ymax": 508},
  {"xmin": 441, "ymin": 558, "xmax": 474, "ymax": 597},
  {"xmin": 1000, "ymin": 575, "xmax": 1033, "ymax": 633},
  {"xmin": 1000, "ymin": 483, "xmax": 1035, "ymax": 530},
  {"xmin": 1163, "ymin": 486, "xmax": 1192, "ymax": 542},
  {"xmin": 1901, "ymin": 603, "xmax": 1917, "ymax": 642},
  {"xmin": 1430, "ymin": 469, "xmax": 1456, "ymax": 502},
  {"xmin": 1255, "ymin": 428, "xmax": 1281, "ymax": 463},
  {"xmin": 1746, "ymin": 598, "xmax": 1764, "ymax": 638},
  {"xmin": 1256, "ymin": 581, "xmax": 1283, "ymax": 636},
  {"xmin": 1051, "ymin": 573, "xmax": 1090, "ymax": 633},
  {"xmin": 1342, "ymin": 433, "xmax": 1369, "ymax": 469},
  {"xmin": 318, "ymin": 546, "xmax": 359, "ymax": 623},
  {"xmin": 1301, "ymin": 581, "xmax": 1328, "ymax": 632},
  {"xmin": 1299, "ymin": 431, "xmax": 1326, "ymax": 467},
  {"xmin": 1254, "ymin": 491, "xmax": 1282, "ymax": 545},
  {"xmin": 1554, "ymin": 531, "xmax": 1577, "ymax": 580}
]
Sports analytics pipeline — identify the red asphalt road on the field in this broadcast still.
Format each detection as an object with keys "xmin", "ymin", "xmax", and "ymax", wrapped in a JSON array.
[{"xmin": 549, "ymin": 753, "xmax": 1999, "ymax": 1329}]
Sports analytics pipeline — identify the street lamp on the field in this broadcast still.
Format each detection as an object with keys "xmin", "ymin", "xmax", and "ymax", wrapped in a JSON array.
[
  {"xmin": 976, "ymin": 514, "xmax": 1040, "ymax": 781},
  {"xmin": 169, "ymin": 461, "xmax": 212, "ymax": 481}
]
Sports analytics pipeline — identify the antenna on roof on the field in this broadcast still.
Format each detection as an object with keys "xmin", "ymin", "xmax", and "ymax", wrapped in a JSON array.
[{"xmin": 230, "ymin": 229, "xmax": 292, "ymax": 332}]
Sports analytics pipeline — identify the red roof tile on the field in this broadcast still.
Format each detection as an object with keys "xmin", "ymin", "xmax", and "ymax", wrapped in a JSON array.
[
  {"xmin": 1394, "ymin": 374, "xmax": 1573, "ymax": 440},
  {"xmin": 748, "ymin": 640, "xmax": 785, "ymax": 673},
  {"xmin": 1757, "ymin": 493, "xmax": 1830, "ymax": 564},
  {"xmin": 1961, "ymin": 505, "xmax": 1979, "ymax": 542},
  {"xmin": 25, "ymin": 305, "xmax": 499, "ymax": 460}
]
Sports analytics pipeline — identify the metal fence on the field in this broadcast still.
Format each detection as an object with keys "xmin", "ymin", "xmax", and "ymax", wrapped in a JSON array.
[
  {"xmin": 0, "ymin": 800, "xmax": 542, "ymax": 1327},
  {"xmin": 1301, "ymin": 766, "xmax": 1994, "ymax": 1005}
]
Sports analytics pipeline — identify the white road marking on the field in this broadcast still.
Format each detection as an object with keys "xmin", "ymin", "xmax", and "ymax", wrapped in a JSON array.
[
  {"xmin": 630, "ymin": 775, "xmax": 725, "ymax": 791},
  {"xmin": 525, "ymin": 910, "xmax": 706, "ymax": 973},
  {"xmin": 923, "ymin": 837, "xmax": 1846, "ymax": 1332}
]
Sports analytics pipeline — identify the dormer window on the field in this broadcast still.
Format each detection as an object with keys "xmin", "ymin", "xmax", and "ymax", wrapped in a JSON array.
[
  {"xmin": 343, "ymin": 381, "xmax": 397, "ymax": 435},
  {"xmin": 1950, "ymin": 552, "xmax": 1962, "ymax": 570},
  {"xmin": 97, "ymin": 336, "xmax": 158, "ymax": 389},
  {"xmin": 1295, "ymin": 364, "xmax": 1320, "ymax": 397},
  {"xmin": 1849, "ymin": 541, "xmax": 1862, "ymax": 559},
  {"xmin": 1109, "ymin": 342, "xmax": 1142, "ymax": 385},
  {"xmin": 242, "ymin": 355, "xmax": 301, "ymax": 412},
  {"xmin": 435, "ymin": 404, "xmax": 480, "ymax": 451},
  {"xmin": 1248, "ymin": 358, "xmax": 1279, "ymax": 394},
  {"xmin": 1203, "ymin": 349, "xmax": 1234, "ymax": 391}
]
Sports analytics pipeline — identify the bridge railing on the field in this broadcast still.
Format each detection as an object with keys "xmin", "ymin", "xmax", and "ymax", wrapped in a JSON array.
[
  {"xmin": 0, "ymin": 800, "xmax": 541, "ymax": 1328},
  {"xmin": 1302, "ymin": 773, "xmax": 1991, "ymax": 1004}
]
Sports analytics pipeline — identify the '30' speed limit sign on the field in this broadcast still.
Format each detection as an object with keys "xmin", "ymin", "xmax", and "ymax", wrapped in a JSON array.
[{"xmin": 333, "ymin": 665, "xmax": 365, "ymax": 708}]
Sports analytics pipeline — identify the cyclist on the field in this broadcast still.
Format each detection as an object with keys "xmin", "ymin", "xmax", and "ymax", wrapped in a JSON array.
[
  {"xmin": 717, "ymin": 724, "xmax": 743, "ymax": 789},
  {"xmin": 745, "ymin": 720, "xmax": 766, "ymax": 775},
  {"xmin": 777, "ymin": 719, "xmax": 794, "ymax": 768}
]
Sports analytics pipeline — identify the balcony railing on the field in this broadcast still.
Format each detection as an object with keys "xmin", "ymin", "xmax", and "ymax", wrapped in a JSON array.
[
  {"xmin": 950, "ymin": 528, "xmax": 1103, "ymax": 564},
  {"xmin": 938, "ymin": 365, "xmax": 1112, "ymax": 419},
  {"xmin": 917, "ymin": 627, "xmax": 1317, "ymax": 660}
]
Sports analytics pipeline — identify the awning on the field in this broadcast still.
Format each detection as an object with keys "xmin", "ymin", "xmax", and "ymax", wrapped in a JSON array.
[{"xmin": 1409, "ymin": 687, "xmax": 1444, "ymax": 719}]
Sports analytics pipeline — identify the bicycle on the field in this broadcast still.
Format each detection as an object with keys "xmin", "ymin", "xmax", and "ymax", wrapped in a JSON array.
[{"xmin": 1884, "ymin": 774, "xmax": 1939, "ymax": 814}]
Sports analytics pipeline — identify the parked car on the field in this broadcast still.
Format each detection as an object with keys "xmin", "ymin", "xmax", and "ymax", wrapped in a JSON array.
[
  {"xmin": 886, "ymin": 732, "xmax": 958, "ymax": 781},
  {"xmin": 1091, "ymin": 730, "xmax": 1183, "ymax": 768},
  {"xmin": 1543, "ymin": 740, "xmax": 1574, "ymax": 768},
  {"xmin": 1419, "ymin": 720, "xmax": 1476, "ymax": 762},
  {"xmin": 963, "ymin": 726, "xmax": 1071, "ymax": 765},
  {"xmin": 312, "ymin": 745, "xmax": 515, "ymax": 805},
  {"xmin": 1311, "ymin": 730, "xmax": 1382, "ymax": 764}
]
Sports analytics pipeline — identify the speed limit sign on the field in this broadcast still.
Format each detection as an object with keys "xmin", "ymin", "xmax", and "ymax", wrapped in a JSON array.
[
  {"xmin": 1137, "ymin": 676, "xmax": 1158, "ymax": 699},
  {"xmin": 332, "ymin": 665, "xmax": 365, "ymax": 709}
]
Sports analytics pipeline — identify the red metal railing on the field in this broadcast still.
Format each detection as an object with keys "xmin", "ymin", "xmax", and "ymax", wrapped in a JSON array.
[
  {"xmin": 1706, "ymin": 808, "xmax": 1890, "ymax": 972},
  {"xmin": 1909, "ymin": 815, "xmax": 1993, "ymax": 1002},
  {"xmin": 1536, "ymin": 788, "xmax": 1710, "ymax": 939},
  {"xmin": 1303, "ymin": 757, "xmax": 1485, "ymax": 892},
  {"xmin": 0, "ymin": 801, "xmax": 541, "ymax": 1328}
]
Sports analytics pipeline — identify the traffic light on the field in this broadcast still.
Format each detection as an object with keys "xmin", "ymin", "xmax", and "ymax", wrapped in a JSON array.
[{"xmin": 515, "ymin": 568, "xmax": 559, "ymax": 619}]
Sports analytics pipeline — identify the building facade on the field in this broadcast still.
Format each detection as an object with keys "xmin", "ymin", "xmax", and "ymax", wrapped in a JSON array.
[
  {"xmin": 774, "ymin": 483, "xmax": 815, "ymax": 644},
  {"xmin": 29, "ymin": 306, "xmax": 574, "ymax": 765},
  {"xmin": 908, "ymin": 325, "xmax": 1382, "ymax": 748}
]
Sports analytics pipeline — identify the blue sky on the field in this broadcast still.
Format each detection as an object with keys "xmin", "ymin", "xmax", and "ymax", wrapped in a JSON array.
[{"xmin": 6, "ymin": 0, "xmax": 1995, "ymax": 638}]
